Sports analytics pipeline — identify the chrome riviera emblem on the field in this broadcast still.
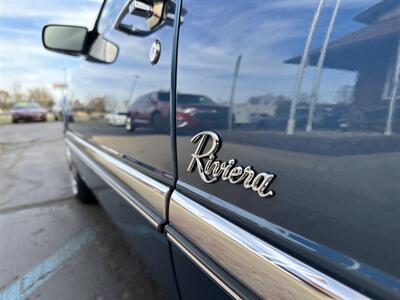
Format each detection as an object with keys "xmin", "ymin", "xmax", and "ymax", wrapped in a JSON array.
[{"xmin": 187, "ymin": 131, "xmax": 276, "ymax": 198}]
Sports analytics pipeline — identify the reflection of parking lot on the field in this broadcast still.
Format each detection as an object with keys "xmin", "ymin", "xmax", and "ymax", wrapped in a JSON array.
[{"xmin": 0, "ymin": 122, "xmax": 165, "ymax": 300}]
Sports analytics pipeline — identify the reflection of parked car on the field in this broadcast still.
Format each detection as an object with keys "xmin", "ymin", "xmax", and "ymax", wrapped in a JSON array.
[
  {"xmin": 125, "ymin": 92, "xmax": 229, "ymax": 132},
  {"xmin": 176, "ymin": 93, "xmax": 230, "ymax": 130},
  {"xmin": 52, "ymin": 103, "xmax": 63, "ymax": 121},
  {"xmin": 106, "ymin": 111, "xmax": 127, "ymax": 126},
  {"xmin": 339, "ymin": 105, "xmax": 400, "ymax": 132},
  {"xmin": 11, "ymin": 102, "xmax": 47, "ymax": 123},
  {"xmin": 125, "ymin": 92, "xmax": 170, "ymax": 132},
  {"xmin": 51, "ymin": 102, "xmax": 75, "ymax": 122}
]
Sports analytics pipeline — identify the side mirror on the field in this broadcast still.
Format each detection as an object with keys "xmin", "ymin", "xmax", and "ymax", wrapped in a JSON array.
[
  {"xmin": 42, "ymin": 24, "xmax": 119, "ymax": 64},
  {"xmin": 42, "ymin": 25, "xmax": 88, "ymax": 55}
]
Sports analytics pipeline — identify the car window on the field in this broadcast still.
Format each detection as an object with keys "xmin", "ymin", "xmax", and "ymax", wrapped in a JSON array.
[
  {"xmin": 13, "ymin": 103, "xmax": 41, "ymax": 109},
  {"xmin": 177, "ymin": 94, "xmax": 216, "ymax": 105},
  {"xmin": 157, "ymin": 92, "xmax": 170, "ymax": 102}
]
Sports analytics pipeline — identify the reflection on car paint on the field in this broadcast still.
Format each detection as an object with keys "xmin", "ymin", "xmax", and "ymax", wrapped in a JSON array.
[
  {"xmin": 67, "ymin": 4, "xmax": 176, "ymax": 183},
  {"xmin": 175, "ymin": 0, "xmax": 400, "ymax": 297},
  {"xmin": 61, "ymin": 0, "xmax": 400, "ymax": 297}
]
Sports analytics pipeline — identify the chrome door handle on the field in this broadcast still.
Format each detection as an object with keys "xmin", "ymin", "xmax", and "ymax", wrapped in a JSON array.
[
  {"xmin": 130, "ymin": 0, "xmax": 165, "ymax": 30},
  {"xmin": 114, "ymin": 0, "xmax": 176, "ymax": 37},
  {"xmin": 130, "ymin": 0, "xmax": 153, "ymax": 14}
]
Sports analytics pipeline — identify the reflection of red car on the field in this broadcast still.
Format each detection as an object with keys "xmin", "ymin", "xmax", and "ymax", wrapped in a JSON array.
[
  {"xmin": 176, "ymin": 94, "xmax": 230, "ymax": 130},
  {"xmin": 125, "ymin": 92, "xmax": 229, "ymax": 132},
  {"xmin": 11, "ymin": 102, "xmax": 47, "ymax": 123}
]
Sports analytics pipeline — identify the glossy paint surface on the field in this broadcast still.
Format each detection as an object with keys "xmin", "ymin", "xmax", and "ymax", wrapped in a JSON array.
[
  {"xmin": 65, "ymin": 0, "xmax": 180, "ymax": 298},
  {"xmin": 67, "ymin": 0, "xmax": 175, "ymax": 184},
  {"xmin": 175, "ymin": 0, "xmax": 400, "ymax": 297},
  {"xmin": 171, "ymin": 244, "xmax": 232, "ymax": 300},
  {"xmin": 70, "ymin": 150, "xmax": 180, "ymax": 300}
]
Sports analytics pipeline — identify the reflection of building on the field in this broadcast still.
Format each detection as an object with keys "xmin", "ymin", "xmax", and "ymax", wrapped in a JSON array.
[{"xmin": 286, "ymin": 0, "xmax": 400, "ymax": 132}]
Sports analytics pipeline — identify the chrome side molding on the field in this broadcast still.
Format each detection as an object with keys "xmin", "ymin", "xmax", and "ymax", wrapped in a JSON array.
[
  {"xmin": 66, "ymin": 132, "xmax": 170, "ymax": 230},
  {"xmin": 168, "ymin": 191, "xmax": 368, "ymax": 300}
]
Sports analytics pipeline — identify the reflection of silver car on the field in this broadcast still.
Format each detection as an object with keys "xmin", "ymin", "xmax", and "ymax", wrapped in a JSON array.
[
  {"xmin": 52, "ymin": 104, "xmax": 63, "ymax": 121},
  {"xmin": 106, "ymin": 111, "xmax": 127, "ymax": 126}
]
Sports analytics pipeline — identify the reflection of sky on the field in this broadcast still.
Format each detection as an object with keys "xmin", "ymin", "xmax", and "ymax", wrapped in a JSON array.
[
  {"xmin": 0, "ymin": 0, "xmax": 102, "ymax": 101},
  {"xmin": 175, "ymin": 0, "xmax": 380, "ymax": 104},
  {"xmin": 69, "ymin": 0, "xmax": 175, "ymax": 107},
  {"xmin": 5, "ymin": 0, "xmax": 382, "ymax": 106}
]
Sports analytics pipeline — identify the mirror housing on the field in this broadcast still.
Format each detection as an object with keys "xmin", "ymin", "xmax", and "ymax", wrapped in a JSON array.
[
  {"xmin": 42, "ymin": 24, "xmax": 119, "ymax": 64},
  {"xmin": 42, "ymin": 25, "xmax": 88, "ymax": 55},
  {"xmin": 87, "ymin": 36, "xmax": 119, "ymax": 64}
]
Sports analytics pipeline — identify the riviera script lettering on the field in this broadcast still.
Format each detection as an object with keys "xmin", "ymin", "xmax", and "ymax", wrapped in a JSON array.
[{"xmin": 187, "ymin": 131, "xmax": 275, "ymax": 198}]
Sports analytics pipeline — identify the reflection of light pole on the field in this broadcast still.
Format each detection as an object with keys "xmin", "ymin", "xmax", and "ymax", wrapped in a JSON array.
[
  {"xmin": 128, "ymin": 75, "xmax": 140, "ymax": 106},
  {"xmin": 228, "ymin": 55, "xmax": 242, "ymax": 131},
  {"xmin": 62, "ymin": 68, "xmax": 68, "ymax": 111},
  {"xmin": 385, "ymin": 40, "xmax": 400, "ymax": 136},
  {"xmin": 53, "ymin": 68, "xmax": 68, "ymax": 120},
  {"xmin": 287, "ymin": 0, "xmax": 326, "ymax": 135},
  {"xmin": 53, "ymin": 69, "xmax": 68, "ymax": 103},
  {"xmin": 306, "ymin": 0, "xmax": 340, "ymax": 132}
]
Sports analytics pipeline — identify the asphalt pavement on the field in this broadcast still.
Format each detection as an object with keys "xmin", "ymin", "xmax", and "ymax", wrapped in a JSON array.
[{"xmin": 0, "ymin": 122, "xmax": 166, "ymax": 300}]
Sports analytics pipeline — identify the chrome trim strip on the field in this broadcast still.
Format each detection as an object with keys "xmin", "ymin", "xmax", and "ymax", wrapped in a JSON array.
[
  {"xmin": 169, "ymin": 191, "xmax": 369, "ymax": 300},
  {"xmin": 67, "ymin": 132, "xmax": 169, "ymax": 220},
  {"xmin": 66, "ymin": 133, "xmax": 170, "ymax": 230},
  {"xmin": 167, "ymin": 232, "xmax": 242, "ymax": 300}
]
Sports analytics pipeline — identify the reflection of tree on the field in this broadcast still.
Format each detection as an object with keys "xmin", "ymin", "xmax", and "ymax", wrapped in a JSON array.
[
  {"xmin": 246, "ymin": 94, "xmax": 293, "ymax": 116},
  {"xmin": 12, "ymin": 82, "xmax": 23, "ymax": 103},
  {"xmin": 0, "ymin": 85, "xmax": 56, "ymax": 109},
  {"xmin": 87, "ymin": 96, "xmax": 106, "ymax": 113},
  {"xmin": 28, "ymin": 87, "xmax": 55, "ymax": 108},
  {"xmin": 72, "ymin": 100, "xmax": 84, "ymax": 111},
  {"xmin": 0, "ymin": 90, "xmax": 10, "ymax": 102},
  {"xmin": 248, "ymin": 95, "xmax": 263, "ymax": 105},
  {"xmin": 0, "ymin": 90, "xmax": 11, "ymax": 110}
]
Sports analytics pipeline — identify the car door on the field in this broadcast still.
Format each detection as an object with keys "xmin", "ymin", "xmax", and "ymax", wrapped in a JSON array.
[
  {"xmin": 66, "ymin": 0, "xmax": 179, "ymax": 298},
  {"xmin": 167, "ymin": 0, "xmax": 400, "ymax": 299}
]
